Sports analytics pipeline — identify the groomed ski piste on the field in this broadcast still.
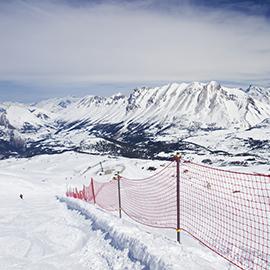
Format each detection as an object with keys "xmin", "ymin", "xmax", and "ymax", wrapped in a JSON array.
[{"xmin": 2, "ymin": 151, "xmax": 268, "ymax": 270}]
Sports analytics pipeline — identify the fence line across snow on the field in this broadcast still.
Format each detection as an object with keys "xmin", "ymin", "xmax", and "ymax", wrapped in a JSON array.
[{"xmin": 66, "ymin": 156, "xmax": 270, "ymax": 270}]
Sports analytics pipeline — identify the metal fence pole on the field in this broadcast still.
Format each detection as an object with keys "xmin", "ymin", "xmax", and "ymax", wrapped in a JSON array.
[
  {"xmin": 117, "ymin": 172, "xmax": 122, "ymax": 219},
  {"xmin": 91, "ymin": 178, "xmax": 96, "ymax": 204},
  {"xmin": 175, "ymin": 152, "xmax": 181, "ymax": 243}
]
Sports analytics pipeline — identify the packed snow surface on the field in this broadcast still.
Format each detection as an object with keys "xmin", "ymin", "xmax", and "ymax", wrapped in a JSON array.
[{"xmin": 0, "ymin": 152, "xmax": 238, "ymax": 270}]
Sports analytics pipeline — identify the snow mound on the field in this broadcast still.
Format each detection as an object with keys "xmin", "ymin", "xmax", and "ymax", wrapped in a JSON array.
[{"xmin": 59, "ymin": 196, "xmax": 230, "ymax": 270}]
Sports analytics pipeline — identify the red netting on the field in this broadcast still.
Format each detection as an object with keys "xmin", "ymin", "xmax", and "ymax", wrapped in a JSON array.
[
  {"xmin": 94, "ymin": 180, "xmax": 118, "ymax": 211},
  {"xmin": 181, "ymin": 161, "xmax": 270, "ymax": 270},
  {"xmin": 121, "ymin": 162, "xmax": 176, "ymax": 229},
  {"xmin": 66, "ymin": 159, "xmax": 270, "ymax": 270}
]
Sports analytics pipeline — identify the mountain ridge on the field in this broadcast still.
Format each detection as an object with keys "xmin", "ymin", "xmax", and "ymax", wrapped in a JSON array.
[{"xmin": 0, "ymin": 81, "xmax": 270, "ymax": 162}]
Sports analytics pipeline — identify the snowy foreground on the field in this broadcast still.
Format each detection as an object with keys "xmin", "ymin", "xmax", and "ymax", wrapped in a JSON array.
[{"xmin": 0, "ymin": 152, "xmax": 240, "ymax": 269}]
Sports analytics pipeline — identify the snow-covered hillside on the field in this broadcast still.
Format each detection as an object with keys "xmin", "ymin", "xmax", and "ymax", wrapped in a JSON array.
[
  {"xmin": 0, "ymin": 81, "xmax": 270, "ymax": 165},
  {"xmin": 0, "ymin": 152, "xmax": 238, "ymax": 269},
  {"xmin": 245, "ymin": 85, "xmax": 270, "ymax": 105},
  {"xmin": 31, "ymin": 81, "xmax": 270, "ymax": 131}
]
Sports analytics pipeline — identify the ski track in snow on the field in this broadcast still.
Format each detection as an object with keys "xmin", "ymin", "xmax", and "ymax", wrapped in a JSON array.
[
  {"xmin": 0, "ymin": 152, "xmax": 235, "ymax": 270},
  {"xmin": 0, "ymin": 184, "xmax": 142, "ymax": 270}
]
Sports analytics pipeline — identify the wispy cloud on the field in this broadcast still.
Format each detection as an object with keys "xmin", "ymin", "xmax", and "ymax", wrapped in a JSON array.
[{"xmin": 0, "ymin": 0, "xmax": 269, "ymax": 87}]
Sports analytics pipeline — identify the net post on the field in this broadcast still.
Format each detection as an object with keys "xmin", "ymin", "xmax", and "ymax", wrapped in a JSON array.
[
  {"xmin": 116, "ymin": 172, "xmax": 122, "ymax": 219},
  {"xmin": 175, "ymin": 152, "xmax": 181, "ymax": 243},
  {"xmin": 91, "ymin": 178, "xmax": 96, "ymax": 204},
  {"xmin": 83, "ymin": 185, "xmax": 86, "ymax": 201}
]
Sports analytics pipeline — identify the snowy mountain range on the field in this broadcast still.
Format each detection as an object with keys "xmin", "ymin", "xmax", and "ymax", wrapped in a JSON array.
[{"xmin": 1, "ymin": 81, "xmax": 270, "ymax": 165}]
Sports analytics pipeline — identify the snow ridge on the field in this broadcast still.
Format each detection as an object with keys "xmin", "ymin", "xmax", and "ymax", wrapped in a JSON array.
[
  {"xmin": 59, "ymin": 196, "xmax": 221, "ymax": 270},
  {"xmin": 59, "ymin": 197, "xmax": 169, "ymax": 269}
]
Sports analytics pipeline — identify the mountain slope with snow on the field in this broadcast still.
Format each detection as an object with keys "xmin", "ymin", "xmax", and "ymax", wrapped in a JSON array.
[
  {"xmin": 0, "ymin": 81, "xmax": 270, "ymax": 163},
  {"xmin": 245, "ymin": 85, "xmax": 270, "ymax": 105},
  {"xmin": 33, "ymin": 81, "xmax": 270, "ymax": 131}
]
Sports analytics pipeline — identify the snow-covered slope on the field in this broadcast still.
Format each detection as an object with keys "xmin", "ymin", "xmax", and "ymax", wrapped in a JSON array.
[
  {"xmin": 34, "ymin": 96, "xmax": 79, "ymax": 113},
  {"xmin": 57, "ymin": 93, "xmax": 127, "ymax": 125},
  {"xmin": 0, "ymin": 152, "xmax": 237, "ymax": 269},
  {"xmin": 121, "ymin": 81, "xmax": 270, "ymax": 130},
  {"xmin": 245, "ymin": 85, "xmax": 270, "ymax": 105}
]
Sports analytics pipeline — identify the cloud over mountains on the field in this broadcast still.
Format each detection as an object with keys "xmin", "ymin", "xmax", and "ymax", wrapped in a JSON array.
[{"xmin": 0, "ymin": 0, "xmax": 269, "ymax": 99}]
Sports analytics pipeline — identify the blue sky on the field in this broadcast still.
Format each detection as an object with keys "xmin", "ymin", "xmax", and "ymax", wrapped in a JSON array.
[{"xmin": 0, "ymin": 0, "xmax": 270, "ymax": 102}]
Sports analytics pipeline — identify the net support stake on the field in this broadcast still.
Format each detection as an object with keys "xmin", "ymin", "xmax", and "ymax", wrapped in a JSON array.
[
  {"xmin": 175, "ymin": 152, "xmax": 181, "ymax": 243},
  {"xmin": 91, "ymin": 177, "xmax": 96, "ymax": 204},
  {"xmin": 117, "ymin": 172, "xmax": 122, "ymax": 219}
]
